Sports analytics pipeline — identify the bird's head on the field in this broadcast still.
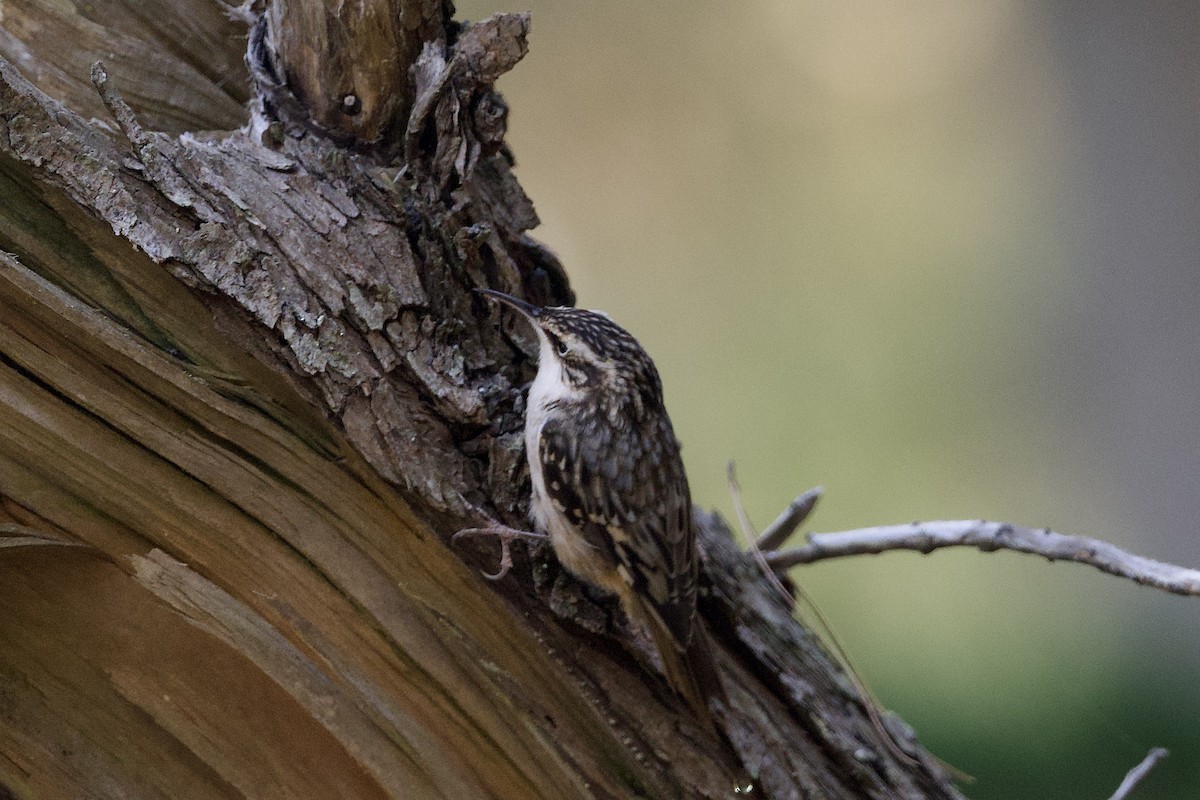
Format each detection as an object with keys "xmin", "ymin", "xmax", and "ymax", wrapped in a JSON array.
[{"xmin": 477, "ymin": 288, "xmax": 664, "ymax": 406}]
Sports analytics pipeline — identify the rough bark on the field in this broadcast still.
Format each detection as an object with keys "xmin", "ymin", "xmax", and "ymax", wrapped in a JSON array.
[{"xmin": 0, "ymin": 2, "xmax": 965, "ymax": 798}]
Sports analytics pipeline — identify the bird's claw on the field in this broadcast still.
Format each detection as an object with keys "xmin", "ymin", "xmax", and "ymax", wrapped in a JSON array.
[{"xmin": 452, "ymin": 524, "xmax": 545, "ymax": 581}]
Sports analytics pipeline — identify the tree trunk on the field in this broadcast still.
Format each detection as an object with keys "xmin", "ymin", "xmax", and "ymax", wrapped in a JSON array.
[{"xmin": 0, "ymin": 2, "xmax": 964, "ymax": 798}]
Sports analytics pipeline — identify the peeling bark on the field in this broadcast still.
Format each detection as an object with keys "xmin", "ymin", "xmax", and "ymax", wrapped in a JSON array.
[{"xmin": 0, "ymin": 3, "xmax": 964, "ymax": 798}]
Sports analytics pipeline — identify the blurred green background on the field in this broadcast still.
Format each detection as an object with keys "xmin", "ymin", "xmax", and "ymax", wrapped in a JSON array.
[{"xmin": 458, "ymin": 2, "xmax": 1200, "ymax": 797}]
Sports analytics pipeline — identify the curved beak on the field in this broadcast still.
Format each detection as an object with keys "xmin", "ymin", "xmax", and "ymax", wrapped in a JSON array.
[{"xmin": 475, "ymin": 288, "xmax": 542, "ymax": 319}]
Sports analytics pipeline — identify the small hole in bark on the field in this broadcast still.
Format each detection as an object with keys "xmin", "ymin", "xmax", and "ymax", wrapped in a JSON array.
[{"xmin": 341, "ymin": 94, "xmax": 362, "ymax": 116}]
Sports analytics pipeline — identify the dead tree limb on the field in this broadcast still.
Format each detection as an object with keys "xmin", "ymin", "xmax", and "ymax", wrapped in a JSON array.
[
  {"xmin": 768, "ymin": 520, "xmax": 1200, "ymax": 597},
  {"xmin": 0, "ymin": 2, "xmax": 964, "ymax": 798},
  {"xmin": 1108, "ymin": 748, "xmax": 1168, "ymax": 800}
]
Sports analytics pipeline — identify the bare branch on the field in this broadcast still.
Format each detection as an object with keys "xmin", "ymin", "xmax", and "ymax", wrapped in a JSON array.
[
  {"xmin": 755, "ymin": 486, "xmax": 823, "ymax": 552},
  {"xmin": 1107, "ymin": 747, "xmax": 1168, "ymax": 800},
  {"xmin": 766, "ymin": 520, "xmax": 1200, "ymax": 597}
]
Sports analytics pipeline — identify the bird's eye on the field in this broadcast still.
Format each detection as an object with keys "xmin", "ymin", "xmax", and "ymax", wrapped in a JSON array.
[{"xmin": 557, "ymin": 340, "xmax": 570, "ymax": 357}]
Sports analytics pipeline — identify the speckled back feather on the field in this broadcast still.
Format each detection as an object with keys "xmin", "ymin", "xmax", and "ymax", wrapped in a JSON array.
[{"xmin": 519, "ymin": 304, "xmax": 723, "ymax": 727}]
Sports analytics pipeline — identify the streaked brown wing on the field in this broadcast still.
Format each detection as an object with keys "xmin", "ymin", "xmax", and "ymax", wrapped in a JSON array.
[{"xmin": 538, "ymin": 408, "xmax": 697, "ymax": 645}]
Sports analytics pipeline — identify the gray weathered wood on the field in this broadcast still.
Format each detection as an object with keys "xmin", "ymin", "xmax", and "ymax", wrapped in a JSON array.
[{"xmin": 0, "ymin": 3, "xmax": 965, "ymax": 798}]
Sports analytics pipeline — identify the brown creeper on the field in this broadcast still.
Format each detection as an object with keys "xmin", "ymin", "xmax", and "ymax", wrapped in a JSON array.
[{"xmin": 461, "ymin": 289, "xmax": 724, "ymax": 729}]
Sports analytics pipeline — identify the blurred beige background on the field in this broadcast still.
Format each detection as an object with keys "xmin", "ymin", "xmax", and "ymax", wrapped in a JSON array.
[{"xmin": 457, "ymin": 2, "xmax": 1200, "ymax": 797}]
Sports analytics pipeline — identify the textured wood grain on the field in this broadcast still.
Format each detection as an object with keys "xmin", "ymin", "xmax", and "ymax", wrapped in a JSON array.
[
  {"xmin": 1, "ymin": 546, "xmax": 388, "ymax": 800},
  {"xmin": 266, "ymin": 0, "xmax": 446, "ymax": 142},
  {"xmin": 0, "ymin": 249, "xmax": 632, "ymax": 799},
  {"xmin": 0, "ymin": 0, "xmax": 246, "ymax": 133},
  {"xmin": 0, "ymin": 3, "xmax": 966, "ymax": 798}
]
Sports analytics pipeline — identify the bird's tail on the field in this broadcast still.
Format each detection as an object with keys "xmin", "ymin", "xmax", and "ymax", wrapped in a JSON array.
[{"xmin": 635, "ymin": 597, "xmax": 726, "ymax": 736}]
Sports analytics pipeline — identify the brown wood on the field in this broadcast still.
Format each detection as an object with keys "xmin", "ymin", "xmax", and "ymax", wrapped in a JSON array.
[
  {"xmin": 0, "ymin": 0, "xmax": 247, "ymax": 133},
  {"xmin": 0, "ymin": 3, "xmax": 965, "ymax": 798},
  {"xmin": 266, "ymin": 0, "xmax": 446, "ymax": 142}
]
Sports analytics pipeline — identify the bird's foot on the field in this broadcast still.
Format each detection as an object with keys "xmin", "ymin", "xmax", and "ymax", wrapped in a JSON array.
[{"xmin": 452, "ymin": 504, "xmax": 546, "ymax": 581}]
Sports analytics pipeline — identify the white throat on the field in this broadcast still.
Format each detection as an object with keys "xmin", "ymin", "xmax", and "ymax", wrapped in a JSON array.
[
  {"xmin": 525, "ymin": 331, "xmax": 577, "ymax": 434},
  {"xmin": 524, "ymin": 330, "xmax": 582, "ymax": 530}
]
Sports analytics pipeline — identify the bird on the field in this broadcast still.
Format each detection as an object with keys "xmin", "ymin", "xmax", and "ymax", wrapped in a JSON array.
[{"xmin": 456, "ymin": 288, "xmax": 725, "ymax": 731}]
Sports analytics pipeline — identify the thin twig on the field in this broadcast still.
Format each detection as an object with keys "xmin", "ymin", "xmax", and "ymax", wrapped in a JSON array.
[
  {"xmin": 725, "ymin": 464, "xmax": 925, "ymax": 772},
  {"xmin": 1108, "ymin": 747, "xmax": 1168, "ymax": 800},
  {"xmin": 755, "ymin": 486, "xmax": 823, "ymax": 552},
  {"xmin": 725, "ymin": 461, "xmax": 760, "ymax": 552},
  {"xmin": 726, "ymin": 463, "xmax": 796, "ymax": 611},
  {"xmin": 90, "ymin": 62, "xmax": 147, "ymax": 146},
  {"xmin": 766, "ymin": 520, "xmax": 1200, "ymax": 597}
]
